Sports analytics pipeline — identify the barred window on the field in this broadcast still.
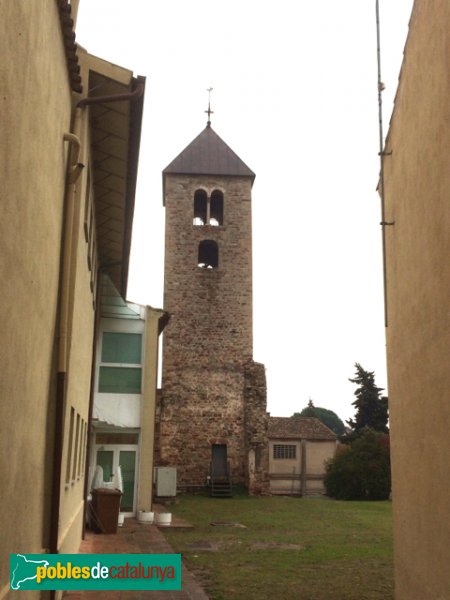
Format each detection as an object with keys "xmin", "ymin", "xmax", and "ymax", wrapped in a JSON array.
[{"xmin": 273, "ymin": 444, "xmax": 296, "ymax": 460}]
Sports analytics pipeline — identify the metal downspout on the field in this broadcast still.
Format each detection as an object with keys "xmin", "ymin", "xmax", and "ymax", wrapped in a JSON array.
[
  {"xmin": 50, "ymin": 108, "xmax": 84, "ymax": 559},
  {"xmin": 82, "ymin": 272, "xmax": 102, "ymax": 540},
  {"xmin": 76, "ymin": 81, "xmax": 144, "ymax": 109},
  {"xmin": 376, "ymin": 0, "xmax": 394, "ymax": 328}
]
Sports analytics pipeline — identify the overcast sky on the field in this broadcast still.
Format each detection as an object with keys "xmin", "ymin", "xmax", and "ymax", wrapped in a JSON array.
[{"xmin": 77, "ymin": 0, "xmax": 414, "ymax": 423}]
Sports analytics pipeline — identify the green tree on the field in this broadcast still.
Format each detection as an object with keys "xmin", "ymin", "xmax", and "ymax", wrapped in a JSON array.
[
  {"xmin": 293, "ymin": 399, "xmax": 346, "ymax": 436},
  {"xmin": 346, "ymin": 363, "xmax": 388, "ymax": 437},
  {"xmin": 324, "ymin": 428, "xmax": 391, "ymax": 500}
]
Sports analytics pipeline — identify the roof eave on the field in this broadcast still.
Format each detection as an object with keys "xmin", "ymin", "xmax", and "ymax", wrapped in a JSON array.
[
  {"xmin": 120, "ymin": 75, "xmax": 146, "ymax": 297},
  {"xmin": 83, "ymin": 64, "xmax": 145, "ymax": 297},
  {"xmin": 56, "ymin": 0, "xmax": 82, "ymax": 93}
]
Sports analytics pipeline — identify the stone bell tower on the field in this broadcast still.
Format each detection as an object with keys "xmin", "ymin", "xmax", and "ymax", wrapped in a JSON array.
[{"xmin": 157, "ymin": 115, "xmax": 268, "ymax": 495}]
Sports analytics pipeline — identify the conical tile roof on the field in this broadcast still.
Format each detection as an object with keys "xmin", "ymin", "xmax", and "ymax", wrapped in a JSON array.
[{"xmin": 163, "ymin": 125, "xmax": 255, "ymax": 180}]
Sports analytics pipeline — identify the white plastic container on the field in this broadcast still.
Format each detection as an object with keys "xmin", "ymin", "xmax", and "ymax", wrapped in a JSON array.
[
  {"xmin": 137, "ymin": 510, "xmax": 154, "ymax": 524},
  {"xmin": 155, "ymin": 512, "xmax": 172, "ymax": 527},
  {"xmin": 118, "ymin": 513, "xmax": 125, "ymax": 527}
]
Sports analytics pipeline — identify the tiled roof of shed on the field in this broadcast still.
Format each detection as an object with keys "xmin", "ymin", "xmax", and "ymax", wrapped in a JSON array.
[
  {"xmin": 163, "ymin": 125, "xmax": 255, "ymax": 180},
  {"xmin": 268, "ymin": 417, "xmax": 337, "ymax": 440}
]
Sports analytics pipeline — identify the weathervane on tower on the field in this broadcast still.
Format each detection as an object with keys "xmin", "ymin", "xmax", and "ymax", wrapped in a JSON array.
[{"xmin": 205, "ymin": 87, "xmax": 214, "ymax": 126}]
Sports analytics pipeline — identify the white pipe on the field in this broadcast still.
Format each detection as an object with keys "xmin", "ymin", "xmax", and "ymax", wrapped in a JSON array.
[
  {"xmin": 59, "ymin": 109, "xmax": 83, "ymax": 371},
  {"xmin": 63, "ymin": 131, "xmax": 84, "ymax": 183}
]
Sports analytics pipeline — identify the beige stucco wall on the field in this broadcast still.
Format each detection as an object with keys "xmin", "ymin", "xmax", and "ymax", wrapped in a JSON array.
[
  {"xmin": 383, "ymin": 1, "xmax": 450, "ymax": 598},
  {"xmin": 268, "ymin": 441, "xmax": 301, "ymax": 475},
  {"xmin": 58, "ymin": 113, "xmax": 96, "ymax": 554},
  {"xmin": 0, "ymin": 1, "xmax": 71, "ymax": 596},
  {"xmin": 137, "ymin": 308, "xmax": 165, "ymax": 511},
  {"xmin": 268, "ymin": 439, "xmax": 334, "ymax": 495},
  {"xmin": 305, "ymin": 440, "xmax": 336, "ymax": 474},
  {"xmin": 304, "ymin": 440, "xmax": 335, "ymax": 495},
  {"xmin": 268, "ymin": 440, "xmax": 301, "ymax": 494},
  {"xmin": 1, "ymin": 4, "xmax": 144, "ymax": 597}
]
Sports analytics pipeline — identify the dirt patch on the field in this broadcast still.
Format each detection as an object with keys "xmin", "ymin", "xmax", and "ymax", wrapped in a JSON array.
[
  {"xmin": 210, "ymin": 521, "xmax": 247, "ymax": 528},
  {"xmin": 185, "ymin": 540, "xmax": 220, "ymax": 552},
  {"xmin": 252, "ymin": 541, "xmax": 305, "ymax": 550}
]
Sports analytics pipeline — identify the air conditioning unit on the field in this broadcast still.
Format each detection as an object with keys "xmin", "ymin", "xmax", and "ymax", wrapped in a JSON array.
[{"xmin": 154, "ymin": 467, "xmax": 177, "ymax": 497}]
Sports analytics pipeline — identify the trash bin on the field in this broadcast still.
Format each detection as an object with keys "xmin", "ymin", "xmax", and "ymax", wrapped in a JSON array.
[{"xmin": 91, "ymin": 488, "xmax": 122, "ymax": 534}]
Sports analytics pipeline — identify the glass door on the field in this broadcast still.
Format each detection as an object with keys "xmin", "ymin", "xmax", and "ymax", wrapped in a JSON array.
[
  {"xmin": 96, "ymin": 450, "xmax": 114, "ymax": 483},
  {"xmin": 119, "ymin": 450, "xmax": 136, "ymax": 512},
  {"xmin": 94, "ymin": 444, "xmax": 138, "ymax": 516}
]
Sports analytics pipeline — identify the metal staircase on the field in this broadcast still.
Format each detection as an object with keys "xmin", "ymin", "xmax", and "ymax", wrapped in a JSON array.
[{"xmin": 210, "ymin": 460, "xmax": 233, "ymax": 498}]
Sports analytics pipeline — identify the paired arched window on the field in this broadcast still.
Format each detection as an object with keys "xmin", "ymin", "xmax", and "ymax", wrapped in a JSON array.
[
  {"xmin": 193, "ymin": 189, "xmax": 224, "ymax": 226},
  {"xmin": 193, "ymin": 190, "xmax": 207, "ymax": 225},
  {"xmin": 210, "ymin": 190, "xmax": 224, "ymax": 226},
  {"xmin": 198, "ymin": 240, "xmax": 219, "ymax": 269}
]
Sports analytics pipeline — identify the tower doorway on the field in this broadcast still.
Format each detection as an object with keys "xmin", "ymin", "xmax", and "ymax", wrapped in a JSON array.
[{"xmin": 211, "ymin": 444, "xmax": 227, "ymax": 478}]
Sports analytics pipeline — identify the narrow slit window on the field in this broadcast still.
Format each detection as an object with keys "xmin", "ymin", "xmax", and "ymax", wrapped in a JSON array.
[
  {"xmin": 72, "ymin": 413, "xmax": 80, "ymax": 480},
  {"xmin": 77, "ymin": 419, "xmax": 84, "ymax": 478},
  {"xmin": 65, "ymin": 407, "xmax": 75, "ymax": 484},
  {"xmin": 193, "ymin": 190, "xmax": 207, "ymax": 225},
  {"xmin": 210, "ymin": 190, "xmax": 224, "ymax": 226},
  {"xmin": 198, "ymin": 240, "xmax": 219, "ymax": 269}
]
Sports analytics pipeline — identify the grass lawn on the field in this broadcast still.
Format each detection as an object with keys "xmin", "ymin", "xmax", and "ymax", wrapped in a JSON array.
[{"xmin": 163, "ymin": 492, "xmax": 393, "ymax": 600}]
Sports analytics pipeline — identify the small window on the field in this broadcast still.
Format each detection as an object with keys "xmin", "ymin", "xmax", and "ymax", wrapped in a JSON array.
[
  {"xmin": 193, "ymin": 190, "xmax": 207, "ymax": 225},
  {"xmin": 198, "ymin": 240, "xmax": 219, "ymax": 269},
  {"xmin": 273, "ymin": 444, "xmax": 296, "ymax": 460},
  {"xmin": 72, "ymin": 414, "xmax": 80, "ymax": 480},
  {"xmin": 81, "ymin": 422, "xmax": 87, "ymax": 477},
  {"xmin": 65, "ymin": 407, "xmax": 75, "ymax": 484},
  {"xmin": 210, "ymin": 190, "xmax": 223, "ymax": 226}
]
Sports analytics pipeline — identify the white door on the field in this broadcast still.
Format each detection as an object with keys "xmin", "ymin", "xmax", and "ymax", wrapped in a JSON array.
[{"xmin": 94, "ymin": 444, "xmax": 138, "ymax": 516}]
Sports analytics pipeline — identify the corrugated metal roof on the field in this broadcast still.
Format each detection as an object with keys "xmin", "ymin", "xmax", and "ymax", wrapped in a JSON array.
[
  {"xmin": 268, "ymin": 417, "xmax": 337, "ymax": 441},
  {"xmin": 163, "ymin": 125, "xmax": 255, "ymax": 179}
]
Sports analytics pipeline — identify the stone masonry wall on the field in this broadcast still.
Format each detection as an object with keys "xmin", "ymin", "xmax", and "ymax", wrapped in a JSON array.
[
  {"xmin": 158, "ymin": 172, "xmax": 268, "ymax": 490},
  {"xmin": 159, "ymin": 367, "xmax": 247, "ymax": 486},
  {"xmin": 244, "ymin": 361, "xmax": 270, "ymax": 494},
  {"xmin": 162, "ymin": 174, "xmax": 253, "ymax": 372}
]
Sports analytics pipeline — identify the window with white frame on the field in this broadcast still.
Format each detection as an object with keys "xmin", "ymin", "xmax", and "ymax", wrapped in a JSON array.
[{"xmin": 98, "ymin": 332, "xmax": 142, "ymax": 394}]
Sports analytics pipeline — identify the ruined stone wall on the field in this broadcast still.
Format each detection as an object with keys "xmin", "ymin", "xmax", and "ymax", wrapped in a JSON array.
[
  {"xmin": 244, "ymin": 361, "xmax": 270, "ymax": 494},
  {"xmin": 159, "ymin": 368, "xmax": 247, "ymax": 486}
]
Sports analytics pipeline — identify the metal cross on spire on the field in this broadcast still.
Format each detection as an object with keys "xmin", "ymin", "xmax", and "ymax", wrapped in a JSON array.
[{"xmin": 205, "ymin": 87, "xmax": 214, "ymax": 126}]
